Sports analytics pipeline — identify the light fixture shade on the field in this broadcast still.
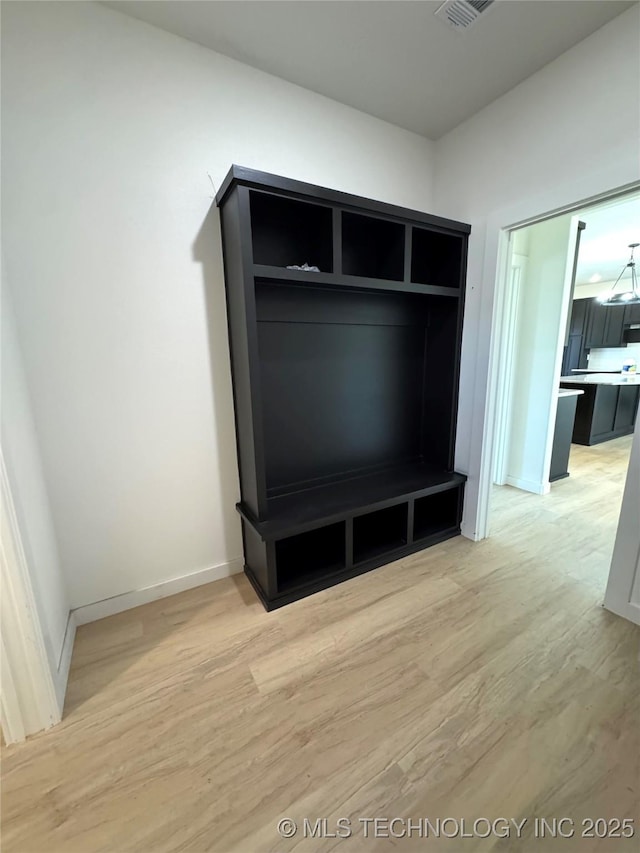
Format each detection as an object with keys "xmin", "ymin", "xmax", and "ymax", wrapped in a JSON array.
[
  {"xmin": 598, "ymin": 291, "xmax": 640, "ymax": 305},
  {"xmin": 599, "ymin": 242, "xmax": 640, "ymax": 306}
]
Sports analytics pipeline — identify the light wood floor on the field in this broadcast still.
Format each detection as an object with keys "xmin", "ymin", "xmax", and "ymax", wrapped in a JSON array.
[{"xmin": 2, "ymin": 438, "xmax": 639, "ymax": 852}]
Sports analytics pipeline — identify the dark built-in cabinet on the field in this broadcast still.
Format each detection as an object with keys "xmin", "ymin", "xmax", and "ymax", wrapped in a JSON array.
[
  {"xmin": 216, "ymin": 166, "xmax": 469, "ymax": 609},
  {"xmin": 585, "ymin": 303, "xmax": 627, "ymax": 349},
  {"xmin": 623, "ymin": 303, "xmax": 640, "ymax": 329},
  {"xmin": 562, "ymin": 298, "xmax": 591, "ymax": 375},
  {"xmin": 562, "ymin": 298, "xmax": 640, "ymax": 375}
]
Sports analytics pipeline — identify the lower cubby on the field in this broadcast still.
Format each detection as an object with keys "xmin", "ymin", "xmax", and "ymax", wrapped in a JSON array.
[
  {"xmin": 240, "ymin": 479, "xmax": 465, "ymax": 610},
  {"xmin": 275, "ymin": 522, "xmax": 346, "ymax": 593},
  {"xmin": 413, "ymin": 486, "xmax": 461, "ymax": 541},
  {"xmin": 353, "ymin": 503, "xmax": 408, "ymax": 564}
]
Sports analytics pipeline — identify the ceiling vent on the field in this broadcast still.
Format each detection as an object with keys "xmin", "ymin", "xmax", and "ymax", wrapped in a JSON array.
[{"xmin": 434, "ymin": 0, "xmax": 496, "ymax": 32}]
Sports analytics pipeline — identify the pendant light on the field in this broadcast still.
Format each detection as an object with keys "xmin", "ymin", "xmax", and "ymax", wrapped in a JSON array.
[{"xmin": 598, "ymin": 243, "xmax": 640, "ymax": 305}]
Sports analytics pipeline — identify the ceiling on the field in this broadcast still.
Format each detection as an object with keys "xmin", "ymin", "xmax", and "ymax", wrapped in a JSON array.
[
  {"xmin": 574, "ymin": 195, "xmax": 640, "ymax": 287},
  {"xmin": 102, "ymin": 0, "xmax": 633, "ymax": 140}
]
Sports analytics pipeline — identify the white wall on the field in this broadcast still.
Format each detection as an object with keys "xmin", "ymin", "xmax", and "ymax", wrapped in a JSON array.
[
  {"xmin": 434, "ymin": 3, "xmax": 640, "ymax": 537},
  {"xmin": 1, "ymin": 279, "xmax": 71, "ymax": 705},
  {"xmin": 574, "ymin": 280, "xmax": 621, "ymax": 300},
  {"xmin": 1, "ymin": 1, "xmax": 435, "ymax": 610},
  {"xmin": 3, "ymin": 0, "xmax": 639, "ymax": 618},
  {"xmin": 505, "ymin": 215, "xmax": 574, "ymax": 493}
]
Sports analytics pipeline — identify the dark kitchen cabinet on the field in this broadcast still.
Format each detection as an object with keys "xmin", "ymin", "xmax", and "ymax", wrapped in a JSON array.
[
  {"xmin": 585, "ymin": 302, "xmax": 626, "ymax": 349},
  {"xmin": 560, "ymin": 381, "xmax": 639, "ymax": 445},
  {"xmin": 216, "ymin": 166, "xmax": 469, "ymax": 609},
  {"xmin": 568, "ymin": 297, "xmax": 589, "ymax": 336},
  {"xmin": 562, "ymin": 333, "xmax": 587, "ymax": 374},
  {"xmin": 603, "ymin": 305, "xmax": 627, "ymax": 347},
  {"xmin": 563, "ymin": 297, "xmax": 636, "ymax": 375},
  {"xmin": 562, "ymin": 299, "xmax": 590, "ymax": 374},
  {"xmin": 590, "ymin": 385, "xmax": 619, "ymax": 436},
  {"xmin": 624, "ymin": 303, "xmax": 640, "ymax": 327},
  {"xmin": 614, "ymin": 385, "xmax": 640, "ymax": 432},
  {"xmin": 584, "ymin": 300, "xmax": 605, "ymax": 348}
]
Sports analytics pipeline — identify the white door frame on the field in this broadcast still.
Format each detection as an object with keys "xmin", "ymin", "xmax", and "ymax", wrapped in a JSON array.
[
  {"xmin": 470, "ymin": 171, "xmax": 640, "ymax": 542},
  {"xmin": 492, "ymin": 250, "xmax": 526, "ymax": 485},
  {"xmin": 0, "ymin": 452, "xmax": 61, "ymax": 744}
]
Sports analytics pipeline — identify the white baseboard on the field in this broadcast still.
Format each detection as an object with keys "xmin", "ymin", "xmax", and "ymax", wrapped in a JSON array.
[
  {"xmin": 505, "ymin": 476, "xmax": 550, "ymax": 495},
  {"xmin": 54, "ymin": 611, "xmax": 77, "ymax": 712},
  {"xmin": 71, "ymin": 559, "xmax": 243, "ymax": 625}
]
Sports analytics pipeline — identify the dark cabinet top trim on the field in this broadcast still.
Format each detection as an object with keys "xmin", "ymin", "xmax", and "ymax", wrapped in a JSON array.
[{"xmin": 215, "ymin": 164, "xmax": 471, "ymax": 235}]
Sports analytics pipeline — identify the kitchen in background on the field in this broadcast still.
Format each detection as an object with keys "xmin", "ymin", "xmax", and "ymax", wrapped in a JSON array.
[
  {"xmin": 559, "ymin": 196, "xmax": 640, "ymax": 452},
  {"xmin": 491, "ymin": 191, "xmax": 639, "ymax": 498},
  {"xmin": 488, "ymin": 191, "xmax": 639, "ymax": 596}
]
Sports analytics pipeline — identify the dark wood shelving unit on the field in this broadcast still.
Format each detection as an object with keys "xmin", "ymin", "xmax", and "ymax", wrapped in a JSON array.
[{"xmin": 216, "ymin": 166, "xmax": 470, "ymax": 609}]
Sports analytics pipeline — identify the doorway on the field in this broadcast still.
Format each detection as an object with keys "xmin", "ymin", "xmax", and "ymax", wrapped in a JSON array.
[{"xmin": 483, "ymin": 190, "xmax": 640, "ymax": 607}]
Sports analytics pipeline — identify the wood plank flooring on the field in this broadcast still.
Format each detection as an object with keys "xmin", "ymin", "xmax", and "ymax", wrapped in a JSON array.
[{"xmin": 2, "ymin": 437, "xmax": 639, "ymax": 852}]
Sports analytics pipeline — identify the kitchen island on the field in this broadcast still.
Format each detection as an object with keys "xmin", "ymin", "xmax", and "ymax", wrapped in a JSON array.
[{"xmin": 559, "ymin": 373, "xmax": 640, "ymax": 445}]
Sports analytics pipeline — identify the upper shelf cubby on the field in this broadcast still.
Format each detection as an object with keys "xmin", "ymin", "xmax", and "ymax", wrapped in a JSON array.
[
  {"xmin": 249, "ymin": 191, "xmax": 333, "ymax": 272},
  {"xmin": 411, "ymin": 227, "xmax": 463, "ymax": 288},
  {"xmin": 341, "ymin": 212, "xmax": 405, "ymax": 281}
]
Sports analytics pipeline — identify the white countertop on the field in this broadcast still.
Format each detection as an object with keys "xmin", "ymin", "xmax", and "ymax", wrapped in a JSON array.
[
  {"xmin": 560, "ymin": 373, "xmax": 640, "ymax": 386},
  {"xmin": 558, "ymin": 389, "xmax": 585, "ymax": 398}
]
